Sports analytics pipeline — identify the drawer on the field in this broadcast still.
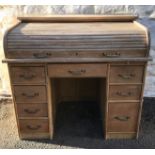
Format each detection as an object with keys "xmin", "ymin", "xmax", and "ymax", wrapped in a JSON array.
[
  {"xmin": 110, "ymin": 65, "xmax": 144, "ymax": 83},
  {"xmin": 19, "ymin": 119, "xmax": 49, "ymax": 133},
  {"xmin": 17, "ymin": 103, "xmax": 48, "ymax": 117},
  {"xmin": 10, "ymin": 66, "xmax": 46, "ymax": 84},
  {"xmin": 107, "ymin": 102, "xmax": 139, "ymax": 132},
  {"xmin": 14, "ymin": 86, "xmax": 47, "ymax": 103},
  {"xmin": 7, "ymin": 50, "xmax": 146, "ymax": 59},
  {"xmin": 109, "ymin": 85, "xmax": 142, "ymax": 100},
  {"xmin": 48, "ymin": 64, "xmax": 107, "ymax": 77}
]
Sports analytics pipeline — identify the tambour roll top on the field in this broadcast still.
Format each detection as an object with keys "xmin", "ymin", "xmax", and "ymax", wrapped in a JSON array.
[{"xmin": 3, "ymin": 15, "xmax": 150, "ymax": 60}]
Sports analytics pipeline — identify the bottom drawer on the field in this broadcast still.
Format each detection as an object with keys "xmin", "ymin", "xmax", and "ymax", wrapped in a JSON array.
[
  {"xmin": 20, "ymin": 132, "xmax": 50, "ymax": 139},
  {"xmin": 107, "ymin": 102, "xmax": 139, "ymax": 132},
  {"xmin": 19, "ymin": 119, "xmax": 49, "ymax": 133}
]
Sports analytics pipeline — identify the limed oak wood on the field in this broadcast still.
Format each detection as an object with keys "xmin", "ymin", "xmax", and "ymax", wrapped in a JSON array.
[
  {"xmin": 5, "ymin": 50, "xmax": 146, "ymax": 59},
  {"xmin": 48, "ymin": 64, "xmax": 107, "ymax": 77},
  {"xmin": 20, "ymin": 133, "xmax": 50, "ymax": 139},
  {"xmin": 14, "ymin": 86, "xmax": 47, "ymax": 103},
  {"xmin": 106, "ymin": 133, "xmax": 136, "ymax": 139},
  {"xmin": 10, "ymin": 66, "xmax": 46, "ymax": 84},
  {"xmin": 4, "ymin": 15, "xmax": 148, "ymax": 59},
  {"xmin": 108, "ymin": 103, "xmax": 139, "ymax": 132},
  {"xmin": 2, "ymin": 57, "xmax": 152, "ymax": 63},
  {"xmin": 19, "ymin": 119, "xmax": 49, "ymax": 133},
  {"xmin": 109, "ymin": 85, "xmax": 142, "ymax": 101},
  {"xmin": 17, "ymin": 15, "xmax": 138, "ymax": 22},
  {"xmin": 110, "ymin": 65, "xmax": 144, "ymax": 83},
  {"xmin": 2, "ymin": 15, "xmax": 151, "ymax": 140},
  {"xmin": 17, "ymin": 103, "xmax": 48, "ymax": 117}
]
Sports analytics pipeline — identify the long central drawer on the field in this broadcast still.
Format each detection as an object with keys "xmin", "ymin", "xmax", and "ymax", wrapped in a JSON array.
[{"xmin": 48, "ymin": 63, "xmax": 107, "ymax": 77}]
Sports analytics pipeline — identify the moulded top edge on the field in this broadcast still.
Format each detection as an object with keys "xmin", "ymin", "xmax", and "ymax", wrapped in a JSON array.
[{"xmin": 17, "ymin": 15, "xmax": 138, "ymax": 23}]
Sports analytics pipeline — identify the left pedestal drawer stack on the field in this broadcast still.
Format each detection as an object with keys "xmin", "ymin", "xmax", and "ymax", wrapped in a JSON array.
[{"xmin": 8, "ymin": 64, "xmax": 50, "ymax": 139}]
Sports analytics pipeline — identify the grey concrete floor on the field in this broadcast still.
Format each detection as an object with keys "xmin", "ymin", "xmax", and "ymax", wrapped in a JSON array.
[{"xmin": 0, "ymin": 98, "xmax": 155, "ymax": 149}]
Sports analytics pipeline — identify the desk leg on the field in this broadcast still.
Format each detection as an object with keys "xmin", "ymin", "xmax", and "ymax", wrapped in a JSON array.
[{"xmin": 46, "ymin": 78, "xmax": 55, "ymax": 139}]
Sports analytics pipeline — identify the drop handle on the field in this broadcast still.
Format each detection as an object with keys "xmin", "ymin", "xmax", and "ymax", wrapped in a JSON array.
[
  {"xmin": 68, "ymin": 69, "xmax": 86, "ymax": 75},
  {"xmin": 33, "ymin": 52, "xmax": 51, "ymax": 58},
  {"xmin": 118, "ymin": 73, "xmax": 135, "ymax": 79},
  {"xmin": 27, "ymin": 125, "xmax": 41, "ymax": 130},
  {"xmin": 19, "ymin": 74, "xmax": 36, "ymax": 79},
  {"xmin": 24, "ymin": 109, "xmax": 40, "ymax": 114},
  {"xmin": 114, "ymin": 116, "xmax": 130, "ymax": 121},
  {"xmin": 22, "ymin": 92, "xmax": 39, "ymax": 98},
  {"xmin": 116, "ymin": 91, "xmax": 132, "ymax": 97}
]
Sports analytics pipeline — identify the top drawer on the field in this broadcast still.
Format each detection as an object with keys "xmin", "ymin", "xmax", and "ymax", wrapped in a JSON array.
[
  {"xmin": 110, "ymin": 65, "xmax": 144, "ymax": 83},
  {"xmin": 10, "ymin": 66, "xmax": 46, "ymax": 84}
]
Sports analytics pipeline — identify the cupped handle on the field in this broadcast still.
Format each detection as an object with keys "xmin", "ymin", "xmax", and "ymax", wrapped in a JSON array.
[
  {"xmin": 33, "ymin": 52, "xmax": 51, "ymax": 58},
  {"xmin": 24, "ymin": 108, "xmax": 40, "ymax": 114},
  {"xmin": 114, "ymin": 116, "xmax": 130, "ymax": 121},
  {"xmin": 22, "ymin": 92, "xmax": 39, "ymax": 98},
  {"xmin": 116, "ymin": 91, "xmax": 132, "ymax": 97},
  {"xmin": 27, "ymin": 125, "xmax": 41, "ymax": 130},
  {"xmin": 19, "ymin": 73, "xmax": 36, "ymax": 79},
  {"xmin": 68, "ymin": 69, "xmax": 86, "ymax": 76},
  {"xmin": 118, "ymin": 73, "xmax": 135, "ymax": 79}
]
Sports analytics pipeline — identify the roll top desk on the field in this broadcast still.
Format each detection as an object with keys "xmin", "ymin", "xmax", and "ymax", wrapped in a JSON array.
[{"xmin": 3, "ymin": 15, "xmax": 151, "ymax": 139}]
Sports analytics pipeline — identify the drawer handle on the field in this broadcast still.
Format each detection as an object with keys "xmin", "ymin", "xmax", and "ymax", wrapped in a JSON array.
[
  {"xmin": 24, "ymin": 109, "xmax": 40, "ymax": 114},
  {"xmin": 103, "ymin": 52, "xmax": 120, "ymax": 57},
  {"xmin": 114, "ymin": 116, "xmax": 130, "ymax": 121},
  {"xmin": 116, "ymin": 91, "xmax": 132, "ymax": 97},
  {"xmin": 118, "ymin": 74, "xmax": 135, "ymax": 79},
  {"xmin": 22, "ymin": 92, "xmax": 39, "ymax": 98},
  {"xmin": 27, "ymin": 125, "xmax": 41, "ymax": 130},
  {"xmin": 33, "ymin": 53, "xmax": 51, "ymax": 58},
  {"xmin": 68, "ymin": 69, "xmax": 86, "ymax": 75},
  {"xmin": 19, "ymin": 74, "xmax": 36, "ymax": 79}
]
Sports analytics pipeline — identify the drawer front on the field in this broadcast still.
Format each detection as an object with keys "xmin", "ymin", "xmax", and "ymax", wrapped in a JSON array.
[
  {"xmin": 107, "ymin": 103, "xmax": 139, "ymax": 132},
  {"xmin": 48, "ymin": 64, "xmax": 107, "ymax": 77},
  {"xmin": 7, "ymin": 50, "xmax": 146, "ymax": 59},
  {"xmin": 19, "ymin": 119, "xmax": 49, "ymax": 133},
  {"xmin": 10, "ymin": 66, "xmax": 46, "ymax": 84},
  {"xmin": 17, "ymin": 103, "xmax": 48, "ymax": 117},
  {"xmin": 109, "ymin": 85, "xmax": 142, "ymax": 100},
  {"xmin": 110, "ymin": 65, "xmax": 144, "ymax": 83},
  {"xmin": 14, "ymin": 86, "xmax": 47, "ymax": 103}
]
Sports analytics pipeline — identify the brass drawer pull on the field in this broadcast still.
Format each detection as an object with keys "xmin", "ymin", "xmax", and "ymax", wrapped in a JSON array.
[
  {"xmin": 114, "ymin": 116, "xmax": 130, "ymax": 121},
  {"xmin": 24, "ymin": 109, "xmax": 40, "ymax": 114},
  {"xmin": 118, "ymin": 73, "xmax": 135, "ymax": 79},
  {"xmin": 33, "ymin": 53, "xmax": 51, "ymax": 58},
  {"xmin": 116, "ymin": 91, "xmax": 132, "ymax": 97},
  {"xmin": 27, "ymin": 125, "xmax": 41, "ymax": 130},
  {"xmin": 19, "ymin": 74, "xmax": 36, "ymax": 79},
  {"xmin": 22, "ymin": 92, "xmax": 39, "ymax": 98},
  {"xmin": 103, "ymin": 52, "xmax": 120, "ymax": 57},
  {"xmin": 68, "ymin": 69, "xmax": 86, "ymax": 75}
]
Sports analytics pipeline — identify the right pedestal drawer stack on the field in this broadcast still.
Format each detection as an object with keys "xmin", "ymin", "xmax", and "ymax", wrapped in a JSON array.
[{"xmin": 106, "ymin": 62, "xmax": 146, "ymax": 139}]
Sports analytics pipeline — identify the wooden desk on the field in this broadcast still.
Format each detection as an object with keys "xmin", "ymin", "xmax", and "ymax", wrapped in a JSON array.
[{"xmin": 3, "ymin": 15, "xmax": 151, "ymax": 139}]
